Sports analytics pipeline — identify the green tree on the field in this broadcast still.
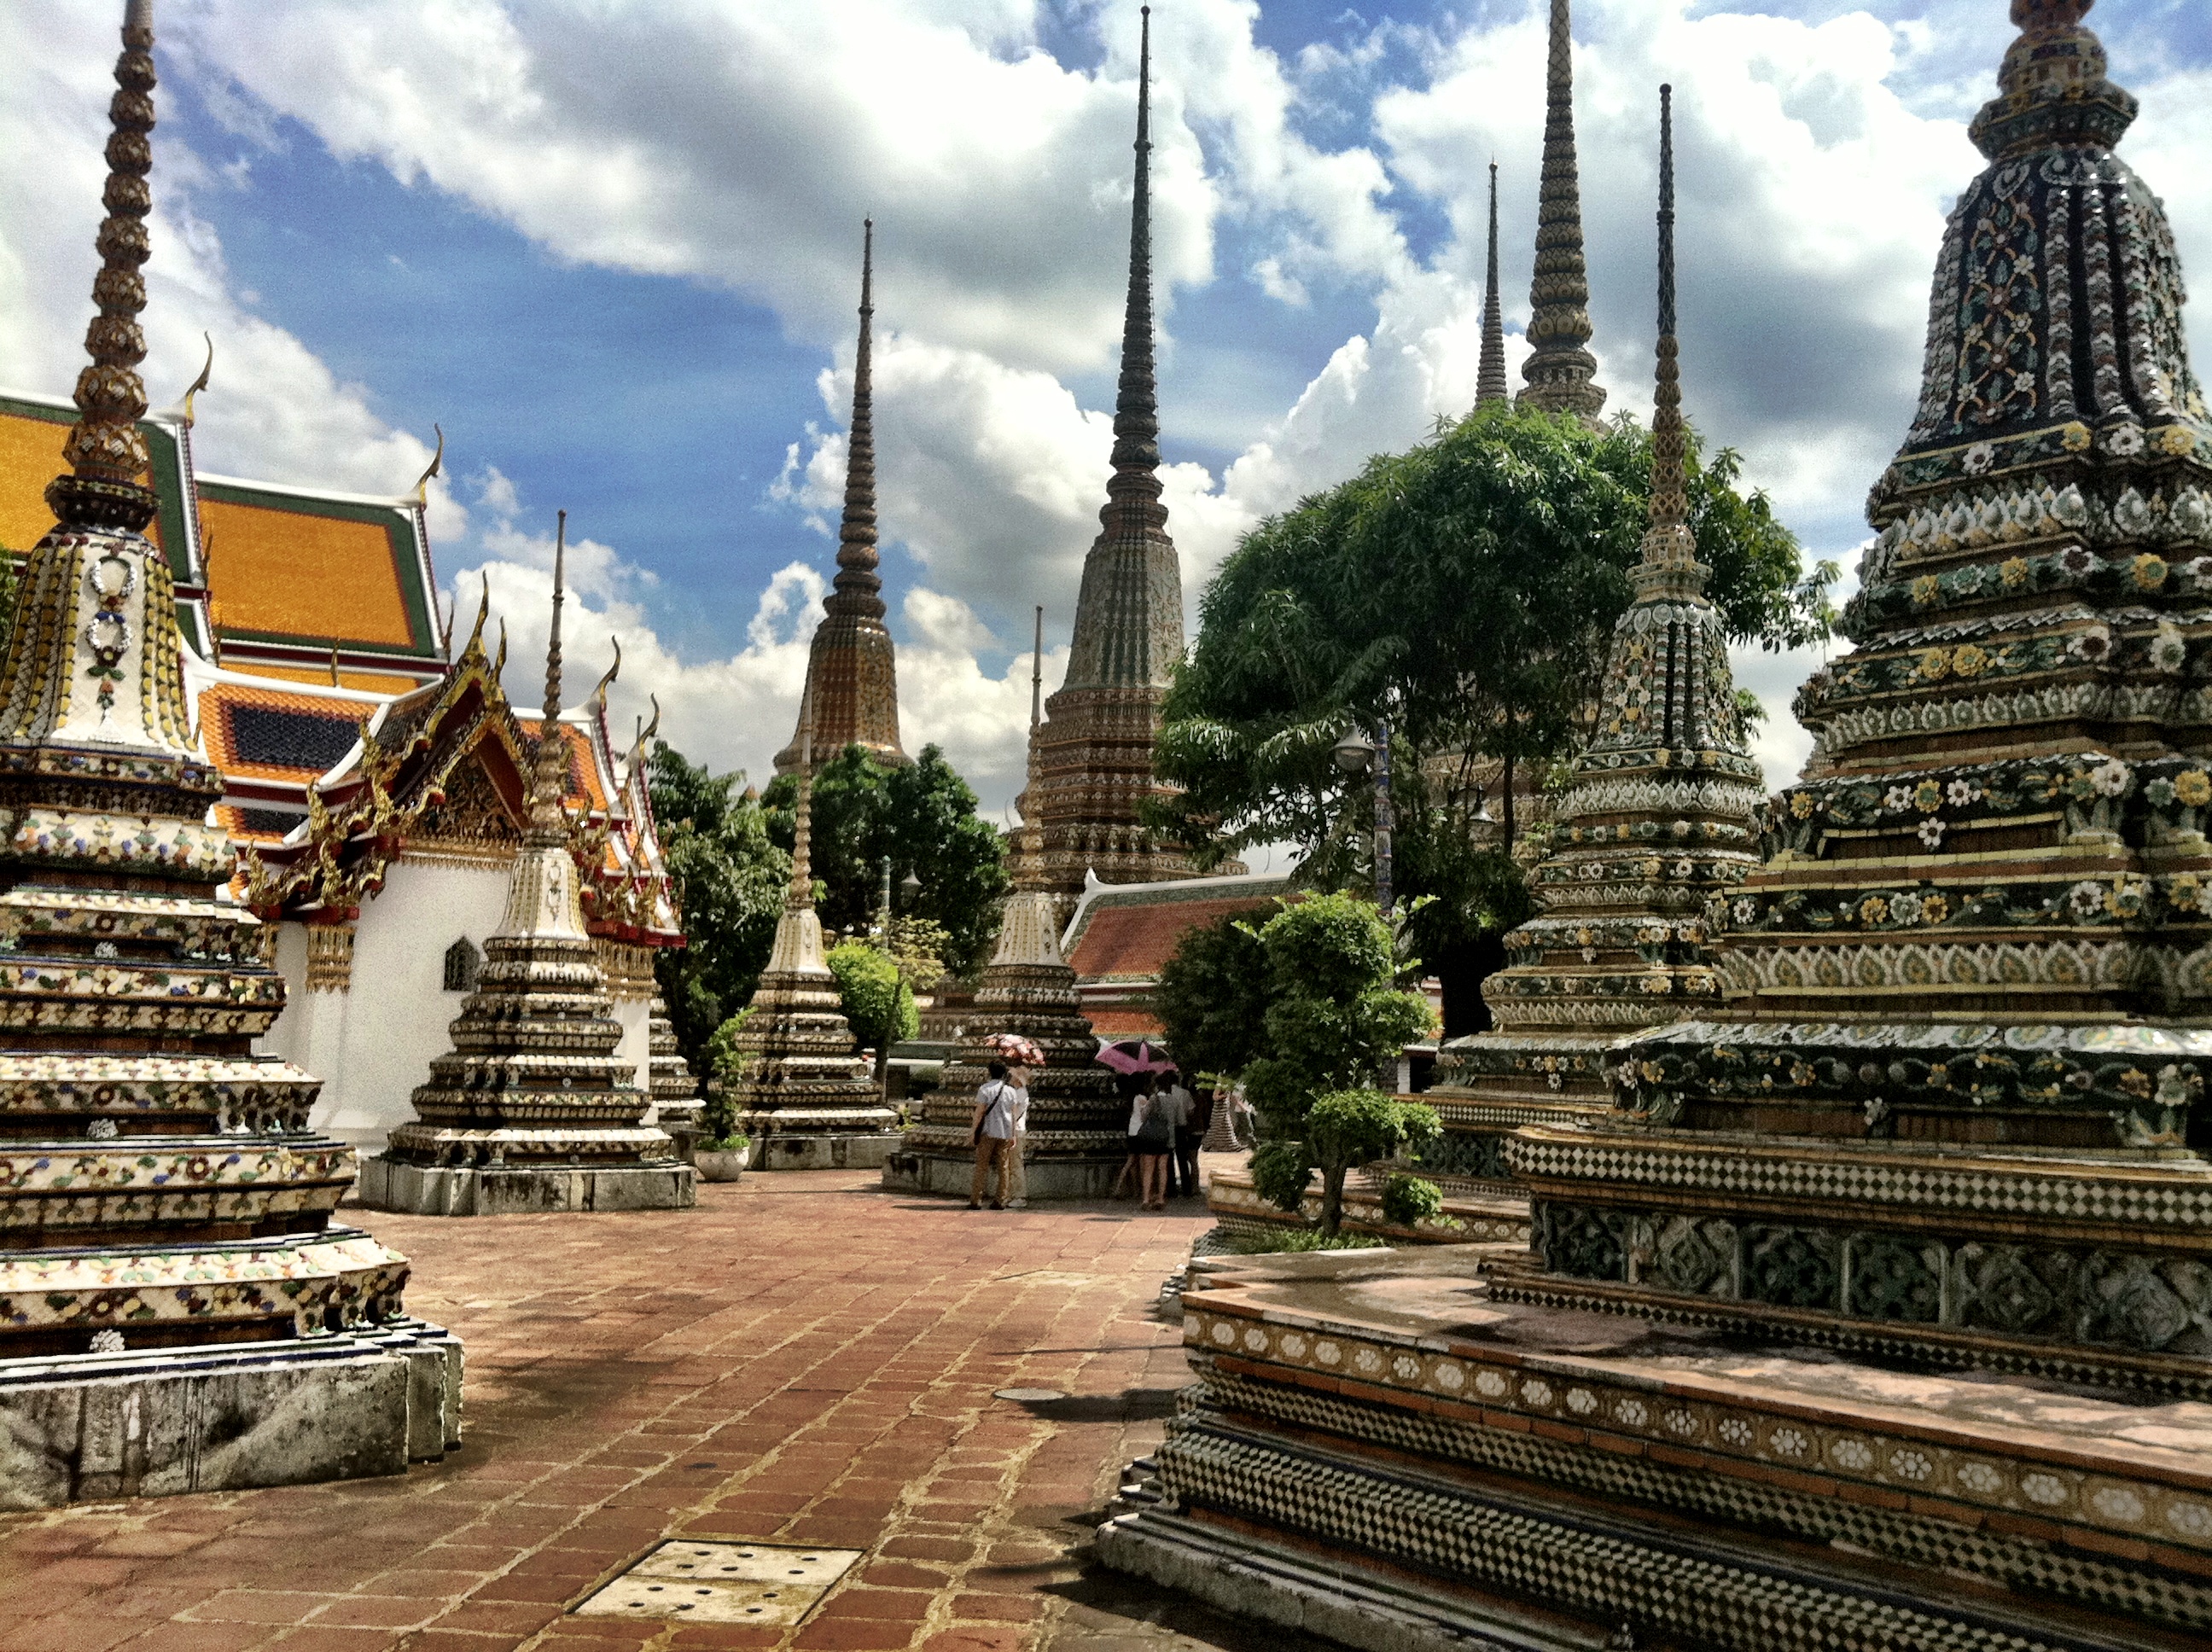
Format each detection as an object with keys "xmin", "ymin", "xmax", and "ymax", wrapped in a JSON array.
[
  {"xmin": 763, "ymin": 744, "xmax": 1009, "ymax": 975},
  {"xmin": 1152, "ymin": 404, "xmax": 1834, "ymax": 1032},
  {"xmin": 648, "ymin": 742, "xmax": 791, "ymax": 1067},
  {"xmin": 1151, "ymin": 909, "xmax": 1271, "ymax": 1081},
  {"xmin": 825, "ymin": 940, "xmax": 918, "ymax": 1071},
  {"xmin": 1240, "ymin": 894, "xmax": 1437, "ymax": 1233},
  {"xmin": 699, "ymin": 1008, "xmax": 754, "ymax": 1150}
]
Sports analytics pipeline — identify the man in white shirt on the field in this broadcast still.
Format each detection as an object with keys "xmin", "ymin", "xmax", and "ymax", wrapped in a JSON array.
[
  {"xmin": 969, "ymin": 1062, "xmax": 1019, "ymax": 1210},
  {"xmin": 1162, "ymin": 1071, "xmax": 1199, "ymax": 1197}
]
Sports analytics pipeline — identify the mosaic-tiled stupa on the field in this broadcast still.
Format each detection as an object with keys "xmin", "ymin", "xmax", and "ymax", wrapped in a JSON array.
[
  {"xmin": 1103, "ymin": 26, "xmax": 2212, "ymax": 1652},
  {"xmin": 359, "ymin": 526, "xmax": 694, "ymax": 1214},
  {"xmin": 0, "ymin": 0, "xmax": 457, "ymax": 1507},
  {"xmin": 774, "ymin": 221, "xmax": 907, "ymax": 778},
  {"xmin": 885, "ymin": 689, "xmax": 1125, "ymax": 1198},
  {"xmin": 1502, "ymin": 0, "xmax": 2212, "ymax": 1396},
  {"xmin": 1422, "ymin": 17, "xmax": 1751, "ymax": 1204},
  {"xmin": 727, "ymin": 703, "xmax": 899, "ymax": 1169},
  {"xmin": 646, "ymin": 995, "xmax": 702, "ymax": 1158}
]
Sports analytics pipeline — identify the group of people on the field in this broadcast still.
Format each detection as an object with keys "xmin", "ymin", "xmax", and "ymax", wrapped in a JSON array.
[{"xmin": 968, "ymin": 1059, "xmax": 1244, "ymax": 1213}]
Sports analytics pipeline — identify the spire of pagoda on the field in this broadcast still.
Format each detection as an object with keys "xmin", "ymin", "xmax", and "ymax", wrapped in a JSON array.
[
  {"xmin": 830, "ymin": 219, "xmax": 884, "ymax": 620},
  {"xmin": 1477, "ymin": 161, "xmax": 1508, "ymax": 406},
  {"xmin": 49, "ymin": 0, "xmax": 160, "ymax": 532},
  {"xmin": 1638, "ymin": 84, "xmax": 1697, "ymax": 578},
  {"xmin": 773, "ymin": 221, "xmax": 907, "ymax": 776},
  {"xmin": 1109, "ymin": 6, "xmax": 1161, "ymax": 497},
  {"xmin": 788, "ymin": 684, "xmax": 815, "ymax": 913},
  {"xmin": 527, "ymin": 511, "xmax": 571, "ymax": 841},
  {"xmin": 1516, "ymin": 0, "xmax": 1606, "ymax": 422}
]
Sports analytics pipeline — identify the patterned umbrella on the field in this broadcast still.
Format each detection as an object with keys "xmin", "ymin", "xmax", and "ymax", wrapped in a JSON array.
[
  {"xmin": 1095, "ymin": 1038, "xmax": 1176, "ymax": 1075},
  {"xmin": 982, "ymin": 1032, "xmax": 1045, "ymax": 1067}
]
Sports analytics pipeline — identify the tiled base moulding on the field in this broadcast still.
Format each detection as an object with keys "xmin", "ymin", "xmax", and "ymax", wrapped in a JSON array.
[
  {"xmin": 358, "ymin": 1158, "xmax": 696, "ymax": 1215},
  {"xmin": 0, "ymin": 1318, "xmax": 462, "ymax": 1509},
  {"xmin": 746, "ymin": 1131, "xmax": 900, "ymax": 1172},
  {"xmin": 1206, "ymin": 1167, "xmax": 1531, "ymax": 1247},
  {"xmin": 881, "ymin": 1148, "xmax": 1125, "ymax": 1201},
  {"xmin": 1094, "ymin": 1248, "xmax": 2212, "ymax": 1652}
]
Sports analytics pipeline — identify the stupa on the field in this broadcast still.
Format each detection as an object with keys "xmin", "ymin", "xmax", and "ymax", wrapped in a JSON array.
[
  {"xmin": 885, "ymin": 642, "xmax": 1125, "ymax": 1198},
  {"xmin": 1476, "ymin": 160, "xmax": 1509, "ymax": 408},
  {"xmin": 1019, "ymin": 7, "xmax": 1224, "ymax": 908},
  {"xmin": 1103, "ymin": 25, "xmax": 2212, "ymax": 1649},
  {"xmin": 359, "ymin": 523, "xmax": 694, "ymax": 1214},
  {"xmin": 727, "ymin": 695, "xmax": 899, "ymax": 1169},
  {"xmin": 0, "ymin": 0, "xmax": 457, "ymax": 1507},
  {"xmin": 646, "ymin": 995, "xmax": 702, "ymax": 1158},
  {"xmin": 1418, "ymin": 85, "xmax": 1762, "ymax": 1208},
  {"xmin": 775, "ymin": 221, "xmax": 908, "ymax": 777},
  {"xmin": 1515, "ymin": 0, "xmax": 1606, "ymax": 424}
]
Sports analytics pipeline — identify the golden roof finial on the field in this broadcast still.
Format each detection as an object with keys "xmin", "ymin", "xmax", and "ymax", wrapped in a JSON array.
[
  {"xmin": 48, "ymin": 0, "xmax": 161, "ymax": 532},
  {"xmin": 178, "ymin": 333, "xmax": 212, "ymax": 428},
  {"xmin": 413, "ymin": 423, "xmax": 444, "ymax": 507},
  {"xmin": 527, "ymin": 511, "xmax": 570, "ymax": 834},
  {"xmin": 591, "ymin": 635, "xmax": 620, "ymax": 712}
]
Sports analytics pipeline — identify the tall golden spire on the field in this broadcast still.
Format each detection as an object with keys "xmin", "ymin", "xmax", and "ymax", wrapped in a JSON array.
[
  {"xmin": 49, "ymin": 0, "xmax": 160, "ymax": 532},
  {"xmin": 1516, "ymin": 0, "xmax": 1606, "ymax": 422},
  {"xmin": 1476, "ymin": 160, "xmax": 1508, "ymax": 406},
  {"xmin": 788, "ymin": 683, "xmax": 814, "ymax": 912}
]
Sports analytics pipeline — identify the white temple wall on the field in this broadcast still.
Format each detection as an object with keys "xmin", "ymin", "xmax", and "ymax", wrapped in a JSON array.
[
  {"xmin": 612, "ymin": 993, "xmax": 653, "ymax": 1115},
  {"xmin": 264, "ymin": 858, "xmax": 510, "ymax": 1151}
]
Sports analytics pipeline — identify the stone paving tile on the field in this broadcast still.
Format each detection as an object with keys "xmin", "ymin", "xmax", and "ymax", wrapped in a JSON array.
[{"xmin": 0, "ymin": 1160, "xmax": 1328, "ymax": 1652}]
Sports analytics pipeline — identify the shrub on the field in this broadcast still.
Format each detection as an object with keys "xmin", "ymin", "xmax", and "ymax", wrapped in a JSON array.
[
  {"xmin": 1380, "ymin": 1172, "xmax": 1445, "ymax": 1228},
  {"xmin": 1229, "ymin": 1229, "xmax": 1387, "ymax": 1255}
]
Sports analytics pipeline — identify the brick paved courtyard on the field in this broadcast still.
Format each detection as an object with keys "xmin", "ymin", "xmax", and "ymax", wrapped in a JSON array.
[{"xmin": 0, "ymin": 1163, "xmax": 1320, "ymax": 1652}]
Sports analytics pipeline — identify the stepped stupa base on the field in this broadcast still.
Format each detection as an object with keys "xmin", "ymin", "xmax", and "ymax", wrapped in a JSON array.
[
  {"xmin": 358, "ymin": 1156, "xmax": 696, "ymax": 1217},
  {"xmin": 1098, "ymin": 1246, "xmax": 2212, "ymax": 1652},
  {"xmin": 882, "ymin": 1138, "xmax": 1126, "ymax": 1201},
  {"xmin": 0, "ymin": 1318, "xmax": 462, "ymax": 1510},
  {"xmin": 746, "ymin": 1127, "xmax": 900, "ymax": 1172}
]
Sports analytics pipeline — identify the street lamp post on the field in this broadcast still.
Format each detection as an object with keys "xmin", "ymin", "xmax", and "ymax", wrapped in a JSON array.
[
  {"xmin": 878, "ymin": 855, "xmax": 894, "ymax": 953},
  {"xmin": 1331, "ymin": 718, "xmax": 1393, "ymax": 916}
]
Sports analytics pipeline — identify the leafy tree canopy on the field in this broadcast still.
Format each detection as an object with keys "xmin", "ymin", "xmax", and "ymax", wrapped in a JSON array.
[
  {"xmin": 1235, "ymin": 894, "xmax": 1437, "ymax": 1232},
  {"xmin": 1151, "ymin": 403, "xmax": 1834, "ymax": 1030},
  {"xmin": 763, "ymin": 744, "xmax": 1010, "ymax": 978},
  {"xmin": 647, "ymin": 742, "xmax": 790, "ymax": 1067},
  {"xmin": 1150, "ymin": 909, "xmax": 1271, "ymax": 1083}
]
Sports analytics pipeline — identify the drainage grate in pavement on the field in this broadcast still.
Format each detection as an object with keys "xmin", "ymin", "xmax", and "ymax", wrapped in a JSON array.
[{"xmin": 573, "ymin": 1539, "xmax": 864, "ymax": 1625}]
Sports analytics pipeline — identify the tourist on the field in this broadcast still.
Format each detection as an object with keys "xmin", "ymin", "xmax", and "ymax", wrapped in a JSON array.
[
  {"xmin": 1111, "ymin": 1075, "xmax": 1146, "ymax": 1199},
  {"xmin": 1226, "ymin": 1079, "xmax": 1256, "ymax": 1150},
  {"xmin": 1163, "ymin": 1068, "xmax": 1202, "ymax": 1198},
  {"xmin": 969, "ymin": 1060, "xmax": 1020, "ymax": 1210},
  {"xmin": 1004, "ymin": 1063, "xmax": 1031, "ymax": 1208},
  {"xmin": 1131, "ymin": 1079, "xmax": 1176, "ymax": 1211}
]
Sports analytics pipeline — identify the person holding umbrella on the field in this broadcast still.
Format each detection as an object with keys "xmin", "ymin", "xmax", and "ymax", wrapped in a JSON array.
[{"xmin": 970, "ymin": 1033, "xmax": 1042, "ymax": 1211}]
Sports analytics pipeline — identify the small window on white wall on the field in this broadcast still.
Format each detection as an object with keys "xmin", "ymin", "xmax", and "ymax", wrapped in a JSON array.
[{"xmin": 443, "ymin": 937, "xmax": 482, "ymax": 993}]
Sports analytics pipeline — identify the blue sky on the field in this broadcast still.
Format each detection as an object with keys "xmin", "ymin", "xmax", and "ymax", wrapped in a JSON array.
[{"xmin": 2, "ymin": 0, "xmax": 2207, "ymax": 806}]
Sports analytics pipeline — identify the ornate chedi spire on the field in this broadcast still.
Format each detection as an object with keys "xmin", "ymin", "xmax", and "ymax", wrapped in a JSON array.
[
  {"xmin": 0, "ymin": 0, "xmax": 458, "ymax": 1503},
  {"xmin": 364, "ymin": 518, "xmax": 694, "ymax": 1214},
  {"xmin": 1476, "ymin": 160, "xmax": 1509, "ymax": 407},
  {"xmin": 1019, "ymin": 6, "xmax": 1225, "ymax": 904},
  {"xmin": 777, "ymin": 220, "xmax": 907, "ymax": 777},
  {"xmin": 1515, "ymin": 0, "xmax": 1606, "ymax": 422},
  {"xmin": 728, "ymin": 689, "xmax": 899, "ymax": 1168},
  {"xmin": 1423, "ymin": 83, "xmax": 1761, "ymax": 1201},
  {"xmin": 1505, "ymin": 1, "xmax": 2212, "ymax": 1393}
]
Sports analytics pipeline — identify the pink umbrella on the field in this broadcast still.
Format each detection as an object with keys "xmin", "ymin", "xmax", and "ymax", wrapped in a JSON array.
[
  {"xmin": 1095, "ymin": 1038, "xmax": 1176, "ymax": 1075},
  {"xmin": 982, "ymin": 1032, "xmax": 1045, "ymax": 1067}
]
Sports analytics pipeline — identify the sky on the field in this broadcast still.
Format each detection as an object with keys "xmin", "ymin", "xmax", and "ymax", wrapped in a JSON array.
[{"xmin": 1, "ymin": 0, "xmax": 2208, "ymax": 823}]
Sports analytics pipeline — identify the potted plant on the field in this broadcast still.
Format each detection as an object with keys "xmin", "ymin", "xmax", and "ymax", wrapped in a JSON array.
[{"xmin": 695, "ymin": 1009, "xmax": 754, "ymax": 1182}]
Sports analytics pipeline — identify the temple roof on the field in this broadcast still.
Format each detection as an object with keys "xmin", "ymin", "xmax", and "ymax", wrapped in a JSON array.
[
  {"xmin": 1063, "ymin": 872, "xmax": 1295, "ymax": 986},
  {"xmin": 0, "ymin": 388, "xmax": 443, "ymax": 692}
]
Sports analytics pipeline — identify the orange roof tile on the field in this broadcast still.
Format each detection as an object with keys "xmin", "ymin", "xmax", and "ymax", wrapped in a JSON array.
[
  {"xmin": 1068, "ymin": 893, "xmax": 1287, "ymax": 985},
  {"xmin": 201, "ymin": 492, "xmax": 415, "ymax": 648},
  {"xmin": 0, "ymin": 404, "xmax": 68, "ymax": 556}
]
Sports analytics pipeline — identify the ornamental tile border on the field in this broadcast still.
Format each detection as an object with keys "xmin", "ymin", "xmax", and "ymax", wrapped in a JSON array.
[{"xmin": 1180, "ymin": 1294, "xmax": 2212, "ymax": 1558}]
